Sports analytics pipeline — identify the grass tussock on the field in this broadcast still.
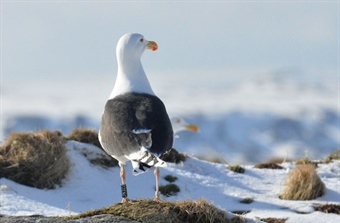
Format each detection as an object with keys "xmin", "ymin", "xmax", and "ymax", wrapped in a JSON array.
[
  {"xmin": 160, "ymin": 148, "xmax": 187, "ymax": 163},
  {"xmin": 66, "ymin": 199, "xmax": 244, "ymax": 223},
  {"xmin": 314, "ymin": 203, "xmax": 340, "ymax": 215},
  {"xmin": 280, "ymin": 164, "xmax": 325, "ymax": 200},
  {"xmin": 66, "ymin": 128, "xmax": 118, "ymax": 168},
  {"xmin": 66, "ymin": 128, "xmax": 102, "ymax": 148},
  {"xmin": 160, "ymin": 175, "xmax": 180, "ymax": 197},
  {"xmin": 228, "ymin": 165, "xmax": 245, "ymax": 173},
  {"xmin": 326, "ymin": 149, "xmax": 340, "ymax": 163},
  {"xmin": 159, "ymin": 184, "xmax": 180, "ymax": 197},
  {"xmin": 258, "ymin": 217, "xmax": 288, "ymax": 223},
  {"xmin": 164, "ymin": 175, "xmax": 178, "ymax": 183},
  {"xmin": 0, "ymin": 130, "xmax": 69, "ymax": 189},
  {"xmin": 239, "ymin": 198, "xmax": 254, "ymax": 204},
  {"xmin": 254, "ymin": 162, "xmax": 284, "ymax": 169}
]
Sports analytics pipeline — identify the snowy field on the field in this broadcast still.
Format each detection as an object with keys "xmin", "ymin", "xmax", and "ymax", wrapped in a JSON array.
[
  {"xmin": 0, "ymin": 140, "xmax": 339, "ymax": 222},
  {"xmin": 1, "ymin": 71, "xmax": 339, "ymax": 222}
]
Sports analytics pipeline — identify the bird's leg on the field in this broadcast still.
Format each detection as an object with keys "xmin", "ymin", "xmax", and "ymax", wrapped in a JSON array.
[
  {"xmin": 119, "ymin": 162, "xmax": 129, "ymax": 203},
  {"xmin": 154, "ymin": 167, "xmax": 161, "ymax": 201}
]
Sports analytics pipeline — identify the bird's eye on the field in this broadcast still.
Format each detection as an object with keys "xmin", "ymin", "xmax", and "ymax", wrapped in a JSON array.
[{"xmin": 140, "ymin": 38, "xmax": 144, "ymax": 42}]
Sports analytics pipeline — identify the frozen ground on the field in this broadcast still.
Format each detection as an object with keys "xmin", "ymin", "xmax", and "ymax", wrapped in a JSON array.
[{"xmin": 0, "ymin": 141, "xmax": 339, "ymax": 222}]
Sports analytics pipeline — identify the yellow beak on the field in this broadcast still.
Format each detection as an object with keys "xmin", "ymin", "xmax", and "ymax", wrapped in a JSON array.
[
  {"xmin": 185, "ymin": 125, "xmax": 200, "ymax": 133},
  {"xmin": 146, "ymin": 41, "xmax": 158, "ymax": 51}
]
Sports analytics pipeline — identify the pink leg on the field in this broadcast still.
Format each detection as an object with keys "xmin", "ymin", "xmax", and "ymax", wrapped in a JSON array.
[
  {"xmin": 154, "ymin": 167, "xmax": 161, "ymax": 201},
  {"xmin": 119, "ymin": 162, "xmax": 129, "ymax": 203}
]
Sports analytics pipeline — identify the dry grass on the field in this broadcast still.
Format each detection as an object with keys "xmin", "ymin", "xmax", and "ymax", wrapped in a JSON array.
[
  {"xmin": 228, "ymin": 165, "xmax": 245, "ymax": 173},
  {"xmin": 258, "ymin": 217, "xmax": 288, "ymax": 223},
  {"xmin": 66, "ymin": 128, "xmax": 102, "ymax": 148},
  {"xmin": 159, "ymin": 183, "xmax": 180, "ymax": 197},
  {"xmin": 66, "ymin": 128, "xmax": 118, "ymax": 168},
  {"xmin": 314, "ymin": 203, "xmax": 340, "ymax": 214},
  {"xmin": 326, "ymin": 149, "xmax": 340, "ymax": 163},
  {"xmin": 0, "ymin": 130, "xmax": 69, "ymax": 189},
  {"xmin": 65, "ymin": 199, "xmax": 244, "ymax": 223},
  {"xmin": 160, "ymin": 148, "xmax": 187, "ymax": 163},
  {"xmin": 164, "ymin": 175, "xmax": 178, "ymax": 183},
  {"xmin": 280, "ymin": 164, "xmax": 325, "ymax": 200},
  {"xmin": 239, "ymin": 198, "xmax": 254, "ymax": 204},
  {"xmin": 254, "ymin": 162, "xmax": 284, "ymax": 169}
]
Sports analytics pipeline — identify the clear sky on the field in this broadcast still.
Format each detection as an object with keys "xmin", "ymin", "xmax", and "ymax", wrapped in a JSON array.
[{"xmin": 1, "ymin": 1, "xmax": 338, "ymax": 83}]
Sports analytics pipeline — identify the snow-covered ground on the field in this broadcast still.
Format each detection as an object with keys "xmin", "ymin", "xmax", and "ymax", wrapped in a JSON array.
[{"xmin": 0, "ymin": 140, "xmax": 339, "ymax": 222}]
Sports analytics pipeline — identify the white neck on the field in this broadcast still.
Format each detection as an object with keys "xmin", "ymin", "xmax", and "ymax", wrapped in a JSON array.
[{"xmin": 109, "ymin": 56, "xmax": 155, "ymax": 99}]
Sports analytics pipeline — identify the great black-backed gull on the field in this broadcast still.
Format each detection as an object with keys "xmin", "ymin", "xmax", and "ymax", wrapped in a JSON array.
[{"xmin": 99, "ymin": 33, "xmax": 173, "ymax": 202}]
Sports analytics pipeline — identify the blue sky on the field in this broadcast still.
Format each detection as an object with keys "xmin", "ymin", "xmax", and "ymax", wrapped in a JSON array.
[{"xmin": 1, "ymin": 1, "xmax": 338, "ymax": 83}]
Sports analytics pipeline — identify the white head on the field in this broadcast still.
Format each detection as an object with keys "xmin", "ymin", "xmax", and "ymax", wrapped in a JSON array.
[
  {"xmin": 116, "ymin": 33, "xmax": 158, "ymax": 67},
  {"xmin": 110, "ymin": 33, "xmax": 158, "ymax": 99},
  {"xmin": 170, "ymin": 117, "xmax": 200, "ymax": 134}
]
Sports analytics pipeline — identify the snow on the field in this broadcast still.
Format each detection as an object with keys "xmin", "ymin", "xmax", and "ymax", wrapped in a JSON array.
[
  {"xmin": 0, "ymin": 140, "xmax": 339, "ymax": 222},
  {"xmin": 1, "ymin": 71, "xmax": 339, "ymax": 221}
]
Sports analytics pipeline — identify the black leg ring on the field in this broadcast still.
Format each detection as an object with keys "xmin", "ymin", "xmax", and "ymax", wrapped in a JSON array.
[{"xmin": 121, "ymin": 184, "xmax": 128, "ymax": 198}]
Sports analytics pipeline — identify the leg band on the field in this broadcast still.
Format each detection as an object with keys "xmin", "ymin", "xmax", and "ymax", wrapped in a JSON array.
[{"xmin": 121, "ymin": 184, "xmax": 128, "ymax": 198}]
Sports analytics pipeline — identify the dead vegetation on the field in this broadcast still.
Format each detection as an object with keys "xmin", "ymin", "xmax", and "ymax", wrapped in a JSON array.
[
  {"xmin": 228, "ymin": 165, "xmax": 245, "ymax": 173},
  {"xmin": 159, "ymin": 183, "xmax": 180, "ymax": 197},
  {"xmin": 258, "ymin": 217, "xmax": 288, "ymax": 223},
  {"xmin": 66, "ymin": 128, "xmax": 102, "ymax": 148},
  {"xmin": 66, "ymin": 128, "xmax": 118, "ymax": 168},
  {"xmin": 325, "ymin": 149, "xmax": 340, "ymax": 163},
  {"xmin": 0, "ymin": 130, "xmax": 69, "ymax": 189},
  {"xmin": 164, "ymin": 174, "xmax": 178, "ymax": 183},
  {"xmin": 239, "ymin": 198, "xmax": 254, "ymax": 204},
  {"xmin": 314, "ymin": 203, "xmax": 340, "ymax": 215},
  {"xmin": 159, "ymin": 174, "xmax": 180, "ymax": 197},
  {"xmin": 280, "ymin": 164, "xmax": 325, "ymax": 200},
  {"xmin": 160, "ymin": 148, "xmax": 187, "ymax": 163},
  {"xmin": 254, "ymin": 162, "xmax": 284, "ymax": 169},
  {"xmin": 65, "ymin": 199, "xmax": 245, "ymax": 223}
]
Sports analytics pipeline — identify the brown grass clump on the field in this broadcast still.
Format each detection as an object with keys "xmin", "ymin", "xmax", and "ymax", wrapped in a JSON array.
[
  {"xmin": 280, "ymin": 164, "xmax": 326, "ymax": 200},
  {"xmin": 164, "ymin": 174, "xmax": 178, "ymax": 183},
  {"xmin": 258, "ymin": 217, "xmax": 288, "ymax": 223},
  {"xmin": 239, "ymin": 198, "xmax": 254, "ymax": 204},
  {"xmin": 231, "ymin": 210, "xmax": 251, "ymax": 215},
  {"xmin": 66, "ymin": 128, "xmax": 118, "ymax": 168},
  {"xmin": 254, "ymin": 162, "xmax": 284, "ymax": 169},
  {"xmin": 228, "ymin": 165, "xmax": 245, "ymax": 173},
  {"xmin": 159, "ymin": 183, "xmax": 180, "ymax": 197},
  {"xmin": 314, "ymin": 203, "xmax": 340, "ymax": 214},
  {"xmin": 66, "ymin": 128, "xmax": 102, "ymax": 148},
  {"xmin": 0, "ymin": 130, "xmax": 69, "ymax": 189},
  {"xmin": 65, "ymin": 199, "xmax": 244, "ymax": 223},
  {"xmin": 326, "ymin": 149, "xmax": 340, "ymax": 163},
  {"xmin": 160, "ymin": 148, "xmax": 187, "ymax": 163}
]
